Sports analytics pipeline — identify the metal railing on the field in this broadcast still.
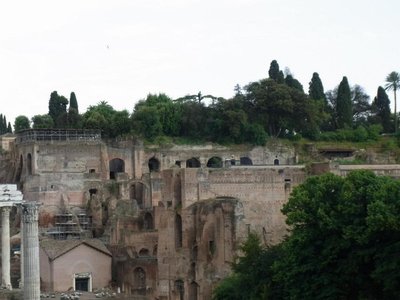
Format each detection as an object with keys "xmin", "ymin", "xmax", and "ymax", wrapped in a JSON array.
[{"xmin": 16, "ymin": 129, "xmax": 101, "ymax": 143}]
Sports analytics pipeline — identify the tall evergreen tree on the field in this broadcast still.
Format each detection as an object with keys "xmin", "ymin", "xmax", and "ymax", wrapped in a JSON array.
[
  {"xmin": 384, "ymin": 71, "xmax": 400, "ymax": 133},
  {"xmin": 336, "ymin": 76, "xmax": 352, "ymax": 128},
  {"xmin": 69, "ymin": 92, "xmax": 79, "ymax": 113},
  {"xmin": 268, "ymin": 60, "xmax": 279, "ymax": 80},
  {"xmin": 308, "ymin": 72, "xmax": 325, "ymax": 101},
  {"xmin": 7, "ymin": 122, "xmax": 12, "ymax": 133},
  {"xmin": 373, "ymin": 86, "xmax": 391, "ymax": 132}
]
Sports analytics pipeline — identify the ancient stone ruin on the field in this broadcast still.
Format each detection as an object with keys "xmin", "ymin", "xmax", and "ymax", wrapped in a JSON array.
[{"xmin": 1, "ymin": 129, "xmax": 400, "ymax": 299}]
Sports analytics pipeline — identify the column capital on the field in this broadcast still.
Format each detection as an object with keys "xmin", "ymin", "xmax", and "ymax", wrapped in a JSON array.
[
  {"xmin": 1, "ymin": 206, "xmax": 11, "ymax": 214},
  {"xmin": 21, "ymin": 202, "xmax": 40, "ymax": 224}
]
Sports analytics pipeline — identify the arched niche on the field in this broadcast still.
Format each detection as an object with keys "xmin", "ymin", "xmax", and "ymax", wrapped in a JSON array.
[
  {"xmin": 109, "ymin": 158, "xmax": 125, "ymax": 179},
  {"xmin": 27, "ymin": 153, "xmax": 32, "ymax": 175},
  {"xmin": 130, "ymin": 182, "xmax": 146, "ymax": 209},
  {"xmin": 207, "ymin": 156, "xmax": 222, "ymax": 168},
  {"xmin": 133, "ymin": 267, "xmax": 146, "ymax": 295},
  {"xmin": 189, "ymin": 281, "xmax": 199, "ymax": 300},
  {"xmin": 143, "ymin": 212, "xmax": 153, "ymax": 230},
  {"xmin": 15, "ymin": 155, "xmax": 23, "ymax": 182},
  {"xmin": 175, "ymin": 279, "xmax": 184, "ymax": 300},
  {"xmin": 138, "ymin": 248, "xmax": 150, "ymax": 257},
  {"xmin": 175, "ymin": 214, "xmax": 183, "ymax": 249},
  {"xmin": 240, "ymin": 156, "xmax": 253, "ymax": 166},
  {"xmin": 186, "ymin": 157, "xmax": 200, "ymax": 168},
  {"xmin": 148, "ymin": 157, "xmax": 160, "ymax": 172}
]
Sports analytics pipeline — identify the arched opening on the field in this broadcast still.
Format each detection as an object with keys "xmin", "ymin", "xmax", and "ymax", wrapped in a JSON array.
[
  {"xmin": 109, "ymin": 158, "xmax": 125, "ymax": 179},
  {"xmin": 15, "ymin": 155, "xmax": 23, "ymax": 182},
  {"xmin": 274, "ymin": 158, "xmax": 280, "ymax": 165},
  {"xmin": 27, "ymin": 153, "xmax": 32, "ymax": 175},
  {"xmin": 89, "ymin": 188, "xmax": 97, "ymax": 199},
  {"xmin": 175, "ymin": 214, "xmax": 183, "ymax": 249},
  {"xmin": 186, "ymin": 157, "xmax": 200, "ymax": 168},
  {"xmin": 143, "ymin": 212, "xmax": 153, "ymax": 230},
  {"xmin": 130, "ymin": 182, "xmax": 145, "ymax": 209},
  {"xmin": 138, "ymin": 248, "xmax": 150, "ymax": 257},
  {"xmin": 175, "ymin": 280, "xmax": 184, "ymax": 300},
  {"xmin": 148, "ymin": 157, "xmax": 160, "ymax": 172},
  {"xmin": 133, "ymin": 267, "xmax": 146, "ymax": 295},
  {"xmin": 207, "ymin": 156, "xmax": 222, "ymax": 168},
  {"xmin": 189, "ymin": 281, "xmax": 199, "ymax": 300},
  {"xmin": 240, "ymin": 156, "xmax": 253, "ymax": 166}
]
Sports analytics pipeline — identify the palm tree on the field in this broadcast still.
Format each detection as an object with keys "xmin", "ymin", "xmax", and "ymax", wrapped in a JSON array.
[{"xmin": 385, "ymin": 71, "xmax": 400, "ymax": 133}]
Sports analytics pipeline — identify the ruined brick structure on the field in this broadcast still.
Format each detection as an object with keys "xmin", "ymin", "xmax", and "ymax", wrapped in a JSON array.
[{"xmin": 4, "ymin": 129, "xmax": 400, "ymax": 299}]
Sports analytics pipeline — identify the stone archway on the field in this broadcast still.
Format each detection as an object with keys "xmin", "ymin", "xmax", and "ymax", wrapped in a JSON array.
[
  {"xmin": 207, "ymin": 157, "xmax": 222, "ymax": 168},
  {"xmin": 148, "ymin": 157, "xmax": 160, "ymax": 172}
]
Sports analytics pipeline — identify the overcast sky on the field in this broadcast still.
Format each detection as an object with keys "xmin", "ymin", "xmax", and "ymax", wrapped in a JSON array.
[{"xmin": 1, "ymin": 0, "xmax": 399, "ymax": 125}]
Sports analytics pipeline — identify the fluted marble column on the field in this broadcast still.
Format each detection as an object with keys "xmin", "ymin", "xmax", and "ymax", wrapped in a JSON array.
[
  {"xmin": 22, "ymin": 202, "xmax": 40, "ymax": 300},
  {"xmin": 1, "ymin": 207, "xmax": 11, "ymax": 290}
]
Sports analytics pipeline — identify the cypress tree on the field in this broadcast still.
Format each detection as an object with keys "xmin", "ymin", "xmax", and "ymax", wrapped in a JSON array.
[
  {"xmin": 7, "ymin": 122, "xmax": 12, "ymax": 133},
  {"xmin": 268, "ymin": 60, "xmax": 280, "ymax": 81},
  {"xmin": 69, "ymin": 92, "xmax": 79, "ymax": 113},
  {"xmin": 309, "ymin": 72, "xmax": 325, "ymax": 101},
  {"xmin": 336, "ymin": 76, "xmax": 352, "ymax": 128},
  {"xmin": 373, "ymin": 86, "xmax": 391, "ymax": 132}
]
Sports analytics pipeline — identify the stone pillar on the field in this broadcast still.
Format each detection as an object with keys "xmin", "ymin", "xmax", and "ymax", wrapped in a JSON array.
[
  {"xmin": 1, "ymin": 207, "xmax": 11, "ymax": 290},
  {"xmin": 20, "ymin": 217, "xmax": 24, "ymax": 288},
  {"xmin": 22, "ymin": 202, "xmax": 40, "ymax": 300}
]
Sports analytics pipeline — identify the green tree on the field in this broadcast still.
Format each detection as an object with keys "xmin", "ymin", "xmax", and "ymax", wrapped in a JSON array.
[
  {"xmin": 336, "ymin": 76, "xmax": 352, "ymax": 128},
  {"xmin": 268, "ymin": 60, "xmax": 284, "ymax": 83},
  {"xmin": 82, "ymin": 101, "xmax": 118, "ymax": 136},
  {"xmin": 384, "ymin": 71, "xmax": 400, "ymax": 133},
  {"xmin": 69, "ymin": 92, "xmax": 79, "ymax": 113},
  {"xmin": 372, "ymin": 86, "xmax": 391, "ymax": 132},
  {"xmin": 31, "ymin": 114, "xmax": 54, "ymax": 129},
  {"xmin": 274, "ymin": 170, "xmax": 400, "ymax": 299},
  {"xmin": 48, "ymin": 91, "xmax": 68, "ymax": 128},
  {"xmin": 245, "ymin": 79, "xmax": 293, "ymax": 137},
  {"xmin": 351, "ymin": 85, "xmax": 371, "ymax": 126},
  {"xmin": 213, "ymin": 233, "xmax": 282, "ymax": 300},
  {"xmin": 14, "ymin": 115, "xmax": 30, "ymax": 132},
  {"xmin": 131, "ymin": 106, "xmax": 162, "ymax": 139},
  {"xmin": 285, "ymin": 74, "xmax": 303, "ymax": 92},
  {"xmin": 308, "ymin": 72, "xmax": 325, "ymax": 101}
]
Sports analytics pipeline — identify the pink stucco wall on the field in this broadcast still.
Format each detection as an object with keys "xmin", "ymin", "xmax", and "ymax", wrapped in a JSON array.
[{"xmin": 40, "ymin": 244, "xmax": 111, "ymax": 292}]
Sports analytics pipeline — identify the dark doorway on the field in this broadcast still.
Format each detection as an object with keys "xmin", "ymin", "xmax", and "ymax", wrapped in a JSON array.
[
  {"xmin": 186, "ymin": 157, "xmax": 200, "ymax": 168},
  {"xmin": 109, "ymin": 158, "xmax": 125, "ymax": 179},
  {"xmin": 148, "ymin": 157, "xmax": 160, "ymax": 172},
  {"xmin": 240, "ymin": 156, "xmax": 253, "ymax": 166},
  {"xmin": 75, "ymin": 277, "xmax": 89, "ymax": 291}
]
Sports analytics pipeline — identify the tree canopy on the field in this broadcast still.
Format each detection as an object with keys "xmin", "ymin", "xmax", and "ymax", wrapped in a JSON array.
[
  {"xmin": 214, "ymin": 170, "xmax": 400, "ymax": 299},
  {"xmin": 6, "ymin": 60, "xmax": 395, "ymax": 145}
]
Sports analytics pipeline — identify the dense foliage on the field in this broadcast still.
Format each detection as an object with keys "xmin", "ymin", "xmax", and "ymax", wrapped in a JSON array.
[
  {"xmin": 0, "ymin": 114, "xmax": 12, "ymax": 134},
  {"xmin": 213, "ymin": 170, "xmax": 400, "ymax": 299},
  {"xmin": 3, "ymin": 63, "xmax": 400, "ymax": 144}
]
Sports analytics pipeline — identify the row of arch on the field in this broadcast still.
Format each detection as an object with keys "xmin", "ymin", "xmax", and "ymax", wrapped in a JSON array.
[
  {"xmin": 148, "ymin": 155, "xmax": 253, "ymax": 172},
  {"xmin": 109, "ymin": 156, "xmax": 254, "ymax": 178}
]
